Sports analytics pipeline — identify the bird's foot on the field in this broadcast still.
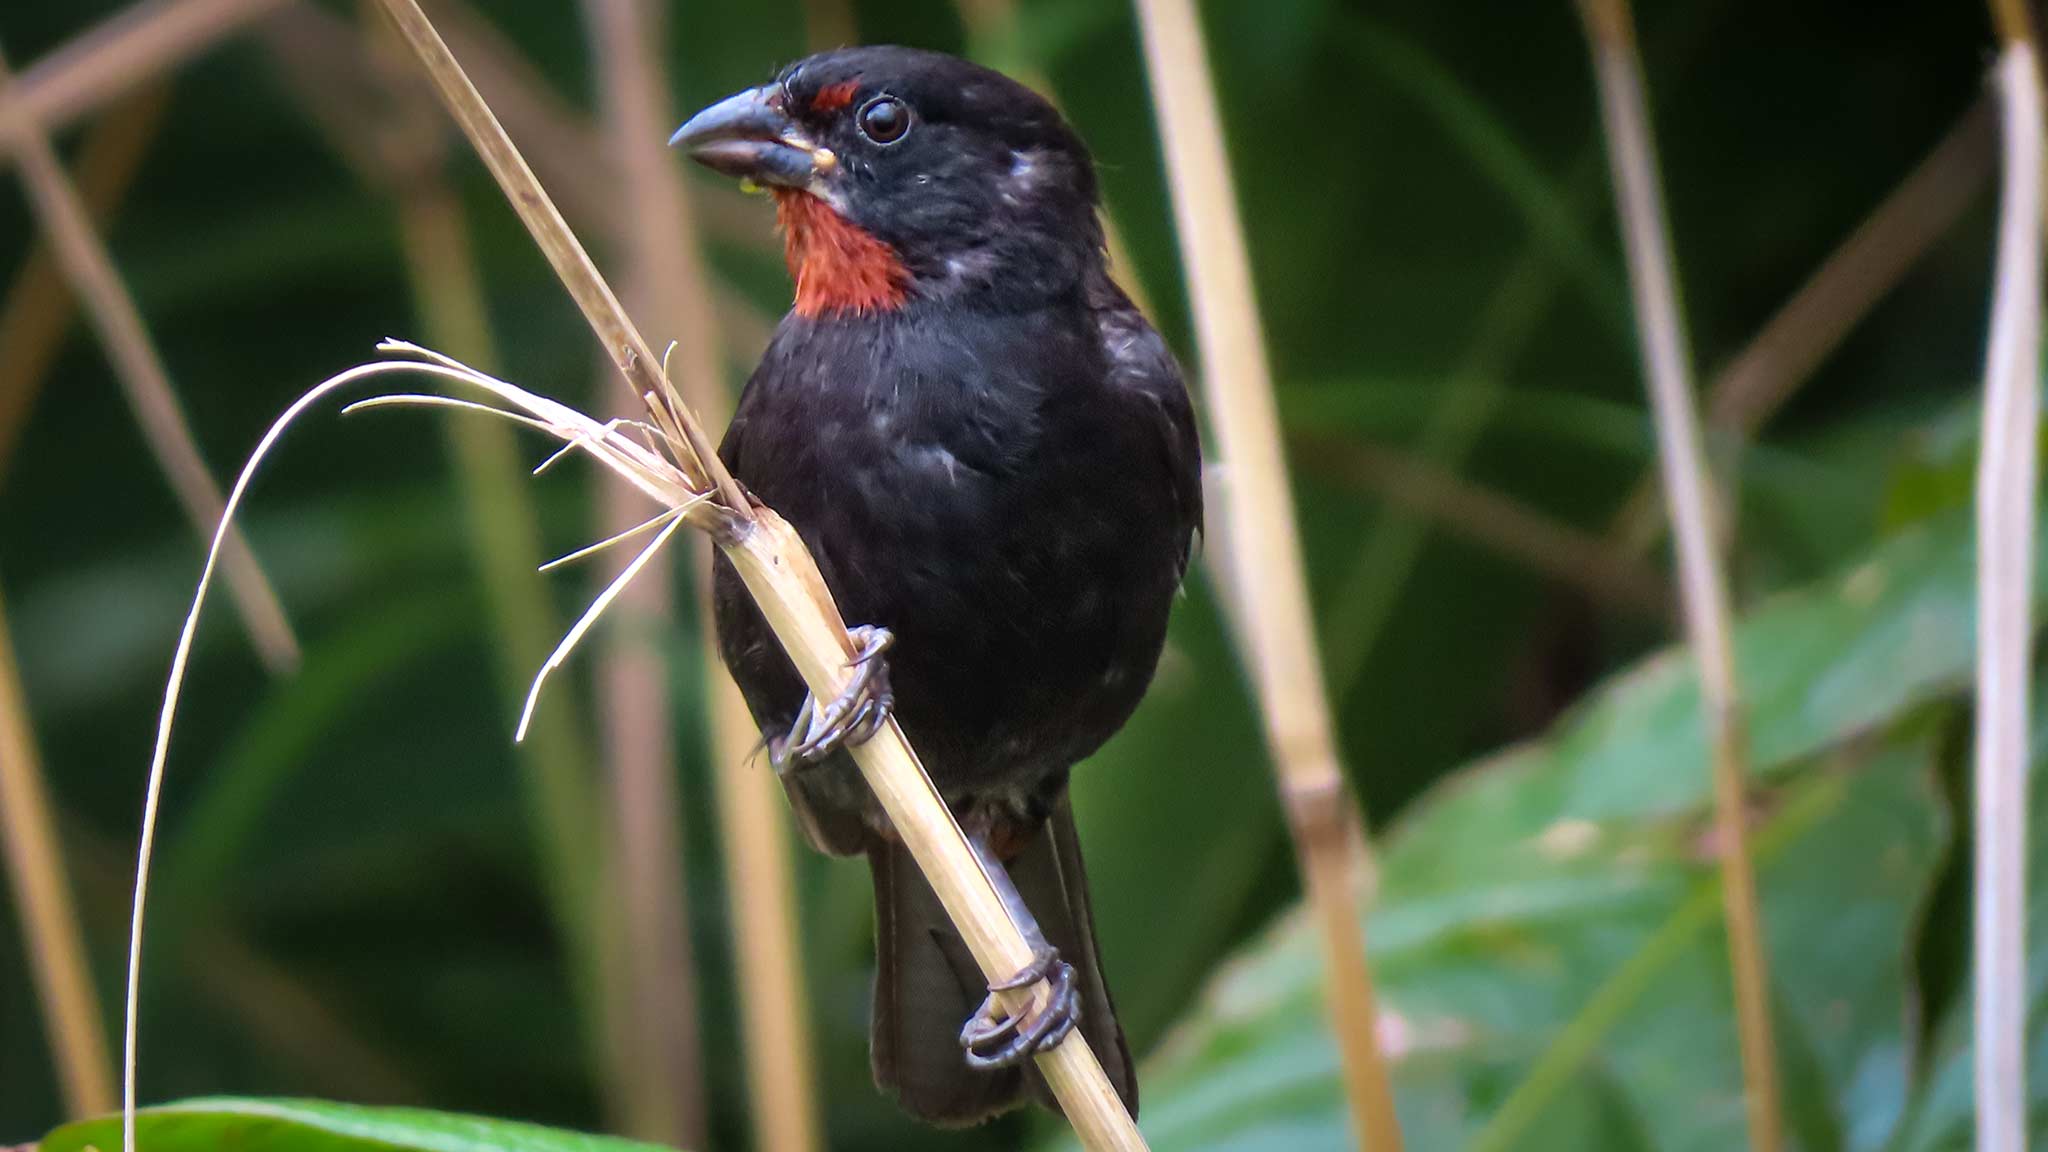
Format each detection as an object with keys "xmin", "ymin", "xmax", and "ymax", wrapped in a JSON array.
[
  {"xmin": 769, "ymin": 625, "xmax": 894, "ymax": 772},
  {"xmin": 959, "ymin": 945, "xmax": 1079, "ymax": 1069}
]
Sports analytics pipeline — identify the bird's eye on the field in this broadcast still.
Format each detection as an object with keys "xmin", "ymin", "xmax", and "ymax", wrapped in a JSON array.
[{"xmin": 857, "ymin": 96, "xmax": 911, "ymax": 145}]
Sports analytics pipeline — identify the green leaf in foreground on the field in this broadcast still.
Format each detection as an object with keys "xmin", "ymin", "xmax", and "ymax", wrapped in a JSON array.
[{"xmin": 39, "ymin": 1099, "xmax": 678, "ymax": 1152}]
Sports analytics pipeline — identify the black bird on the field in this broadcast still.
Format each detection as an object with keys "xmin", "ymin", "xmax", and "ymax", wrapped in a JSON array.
[{"xmin": 674, "ymin": 46, "xmax": 1201, "ymax": 1126}]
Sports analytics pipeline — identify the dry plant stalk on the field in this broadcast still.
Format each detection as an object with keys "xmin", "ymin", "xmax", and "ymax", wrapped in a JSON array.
[
  {"xmin": 0, "ymin": 47, "xmax": 298, "ymax": 673},
  {"xmin": 116, "ymin": 1, "xmax": 1146, "ymax": 1147},
  {"xmin": 0, "ymin": 587, "xmax": 116, "ymax": 1117},
  {"xmin": 579, "ymin": 0, "xmax": 819, "ymax": 1145},
  {"xmin": 0, "ymin": 84, "xmax": 168, "ymax": 480},
  {"xmin": 1131, "ymin": 2, "xmax": 1402, "ymax": 1149},
  {"xmin": 1579, "ymin": 1, "xmax": 1782, "ymax": 1149},
  {"xmin": 7, "ymin": 0, "xmax": 286, "ymax": 148},
  {"xmin": 1973, "ymin": 11, "xmax": 2040, "ymax": 1152}
]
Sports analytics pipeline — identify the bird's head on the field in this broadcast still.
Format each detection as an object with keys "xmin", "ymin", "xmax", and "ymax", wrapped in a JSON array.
[{"xmin": 672, "ymin": 46, "xmax": 1104, "ymax": 318}]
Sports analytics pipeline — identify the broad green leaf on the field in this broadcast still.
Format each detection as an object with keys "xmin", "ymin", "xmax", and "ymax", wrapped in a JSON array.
[
  {"xmin": 1062, "ymin": 507, "xmax": 1988, "ymax": 1151},
  {"xmin": 40, "ymin": 1099, "xmax": 678, "ymax": 1152}
]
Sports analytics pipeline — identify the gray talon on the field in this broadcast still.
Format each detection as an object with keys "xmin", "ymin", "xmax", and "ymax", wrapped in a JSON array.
[
  {"xmin": 774, "ymin": 625, "xmax": 894, "ymax": 770},
  {"xmin": 960, "ymin": 946, "xmax": 1080, "ymax": 1070}
]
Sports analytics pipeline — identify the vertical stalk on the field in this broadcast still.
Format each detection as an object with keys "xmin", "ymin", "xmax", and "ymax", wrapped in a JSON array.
[
  {"xmin": 1130, "ymin": 2, "xmax": 1401, "ymax": 1148},
  {"xmin": 1577, "ymin": 2, "xmax": 1781, "ymax": 1149},
  {"xmin": 1974, "ymin": 6, "xmax": 2040, "ymax": 1151},
  {"xmin": 354, "ymin": 8, "xmax": 620, "ymax": 1119},
  {"xmin": 576, "ymin": 0, "xmax": 756, "ymax": 1142},
  {"xmin": 0, "ymin": 44, "xmax": 299, "ymax": 673},
  {"xmin": 0, "ymin": 584, "xmax": 115, "ymax": 1118}
]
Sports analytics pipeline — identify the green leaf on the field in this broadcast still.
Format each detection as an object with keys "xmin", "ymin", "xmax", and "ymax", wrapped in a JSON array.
[
  {"xmin": 40, "ymin": 1099, "xmax": 679, "ymax": 1152},
  {"xmin": 1065, "ymin": 507, "xmax": 1990, "ymax": 1151}
]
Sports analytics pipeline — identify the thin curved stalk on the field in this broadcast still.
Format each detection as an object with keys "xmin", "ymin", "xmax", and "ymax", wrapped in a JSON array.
[{"xmin": 1578, "ymin": 2, "xmax": 1780, "ymax": 1149}]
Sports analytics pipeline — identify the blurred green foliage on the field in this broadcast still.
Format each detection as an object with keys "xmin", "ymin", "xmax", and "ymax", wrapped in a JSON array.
[{"xmin": 0, "ymin": 0, "xmax": 2014, "ymax": 1149}]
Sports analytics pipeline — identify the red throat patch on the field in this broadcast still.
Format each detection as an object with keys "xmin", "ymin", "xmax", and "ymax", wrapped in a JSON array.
[{"xmin": 773, "ymin": 190, "xmax": 912, "ymax": 317}]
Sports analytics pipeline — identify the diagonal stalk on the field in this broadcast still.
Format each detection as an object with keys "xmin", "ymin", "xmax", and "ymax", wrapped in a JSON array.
[
  {"xmin": 0, "ymin": 82, "xmax": 169, "ymax": 483},
  {"xmin": 1131, "ymin": 2, "xmax": 1403, "ymax": 1148},
  {"xmin": 5, "ymin": 0, "xmax": 286, "ymax": 149},
  {"xmin": 0, "ymin": 44, "xmax": 298, "ymax": 672},
  {"xmin": 1578, "ymin": 2, "xmax": 1781, "ymax": 1149},
  {"xmin": 1972, "ymin": 6, "xmax": 2040, "ymax": 1151}
]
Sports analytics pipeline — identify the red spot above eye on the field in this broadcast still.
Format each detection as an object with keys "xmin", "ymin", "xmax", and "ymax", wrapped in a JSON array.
[
  {"xmin": 772, "ymin": 190, "xmax": 911, "ymax": 317},
  {"xmin": 811, "ymin": 80, "xmax": 861, "ymax": 113}
]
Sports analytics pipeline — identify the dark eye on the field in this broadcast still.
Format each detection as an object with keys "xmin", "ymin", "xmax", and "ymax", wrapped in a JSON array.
[{"xmin": 857, "ymin": 96, "xmax": 911, "ymax": 144}]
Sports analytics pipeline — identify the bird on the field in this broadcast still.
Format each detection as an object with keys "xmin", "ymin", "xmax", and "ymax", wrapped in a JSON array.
[{"xmin": 673, "ymin": 45, "xmax": 1202, "ymax": 1126}]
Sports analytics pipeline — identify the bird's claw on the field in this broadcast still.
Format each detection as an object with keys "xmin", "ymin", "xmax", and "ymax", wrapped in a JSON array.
[
  {"xmin": 959, "ymin": 945, "xmax": 1079, "ymax": 1069},
  {"xmin": 770, "ymin": 625, "xmax": 894, "ymax": 772}
]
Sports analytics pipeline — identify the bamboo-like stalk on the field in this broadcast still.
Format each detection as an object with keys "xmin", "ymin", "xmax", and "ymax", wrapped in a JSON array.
[
  {"xmin": 583, "ymin": 0, "xmax": 823, "ymax": 1145},
  {"xmin": 374, "ymin": 62, "xmax": 625, "ymax": 1143},
  {"xmin": 1577, "ymin": 3, "xmax": 1781, "ymax": 1150},
  {"xmin": 1130, "ymin": 3, "xmax": 1401, "ymax": 1149},
  {"xmin": 0, "ymin": 46, "xmax": 299, "ymax": 673},
  {"xmin": 0, "ymin": 84, "xmax": 168, "ymax": 482},
  {"xmin": 577, "ymin": 0, "xmax": 746, "ymax": 1142},
  {"xmin": 7, "ymin": 0, "xmax": 285, "ymax": 146},
  {"xmin": 360, "ymin": 2, "xmax": 1144, "ymax": 1146},
  {"xmin": 1290, "ymin": 433, "xmax": 1669, "ymax": 617},
  {"xmin": 1973, "ymin": 8, "xmax": 2040, "ymax": 1152},
  {"xmin": 1607, "ymin": 93, "xmax": 1997, "ymax": 555},
  {"xmin": 0, "ymin": 584, "xmax": 116, "ymax": 1119}
]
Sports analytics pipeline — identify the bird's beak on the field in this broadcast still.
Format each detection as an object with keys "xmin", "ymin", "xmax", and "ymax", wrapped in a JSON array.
[{"xmin": 670, "ymin": 85, "xmax": 828, "ymax": 190}]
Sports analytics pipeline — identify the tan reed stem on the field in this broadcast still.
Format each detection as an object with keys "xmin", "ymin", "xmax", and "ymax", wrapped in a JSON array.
[
  {"xmin": 0, "ymin": 585, "xmax": 116, "ymax": 1118},
  {"xmin": 579, "ymin": 0, "xmax": 752, "ymax": 1141},
  {"xmin": 1578, "ymin": 2, "xmax": 1781, "ymax": 1149},
  {"xmin": 584, "ymin": 0, "xmax": 824, "ymax": 1145},
  {"xmin": 363, "ymin": 1, "xmax": 1145, "ymax": 1145},
  {"xmin": 0, "ymin": 83, "xmax": 168, "ymax": 483},
  {"xmin": 1131, "ymin": 2, "xmax": 1402, "ymax": 1149},
  {"xmin": 0, "ymin": 44, "xmax": 298, "ymax": 673},
  {"xmin": 1973, "ymin": 10, "xmax": 2041, "ymax": 1152},
  {"xmin": 362, "ymin": 0, "xmax": 739, "ymax": 513}
]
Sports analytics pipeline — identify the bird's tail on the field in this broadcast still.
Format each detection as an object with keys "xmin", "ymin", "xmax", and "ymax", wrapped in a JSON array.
[{"xmin": 865, "ymin": 796, "xmax": 1137, "ymax": 1127}]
